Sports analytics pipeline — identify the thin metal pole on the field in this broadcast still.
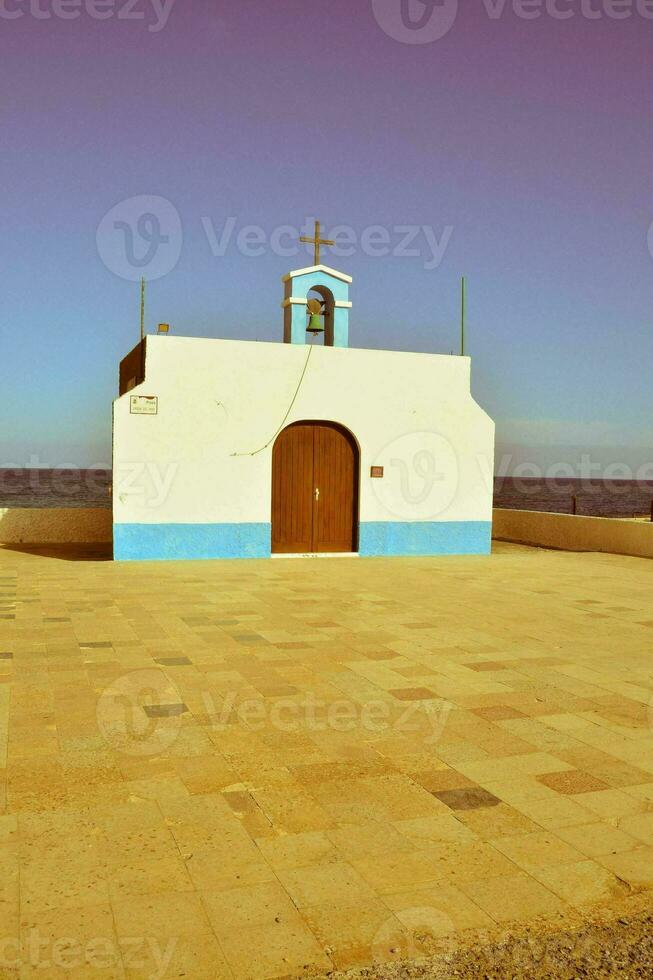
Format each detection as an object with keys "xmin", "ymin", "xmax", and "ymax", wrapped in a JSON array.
[
  {"xmin": 461, "ymin": 276, "xmax": 466, "ymax": 356},
  {"xmin": 140, "ymin": 277, "xmax": 145, "ymax": 343},
  {"xmin": 139, "ymin": 277, "xmax": 146, "ymax": 383}
]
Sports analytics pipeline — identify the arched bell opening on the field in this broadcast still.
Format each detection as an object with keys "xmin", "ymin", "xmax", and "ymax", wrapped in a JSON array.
[{"xmin": 306, "ymin": 285, "xmax": 335, "ymax": 346}]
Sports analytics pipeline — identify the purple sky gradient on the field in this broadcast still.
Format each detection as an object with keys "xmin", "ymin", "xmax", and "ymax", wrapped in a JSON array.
[{"xmin": 1, "ymin": 0, "xmax": 652, "ymax": 472}]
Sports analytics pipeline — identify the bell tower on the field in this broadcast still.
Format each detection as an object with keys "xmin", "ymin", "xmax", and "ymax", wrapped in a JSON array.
[{"xmin": 281, "ymin": 221, "xmax": 352, "ymax": 347}]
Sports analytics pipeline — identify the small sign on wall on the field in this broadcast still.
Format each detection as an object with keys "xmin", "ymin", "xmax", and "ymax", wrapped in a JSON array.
[
  {"xmin": 370, "ymin": 466, "xmax": 384, "ymax": 479},
  {"xmin": 130, "ymin": 395, "xmax": 158, "ymax": 416}
]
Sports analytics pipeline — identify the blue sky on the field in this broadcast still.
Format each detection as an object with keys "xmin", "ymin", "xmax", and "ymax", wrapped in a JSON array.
[{"xmin": 2, "ymin": 0, "xmax": 652, "ymax": 471}]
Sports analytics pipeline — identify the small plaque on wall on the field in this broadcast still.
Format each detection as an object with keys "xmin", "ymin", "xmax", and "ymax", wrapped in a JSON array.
[
  {"xmin": 370, "ymin": 466, "xmax": 384, "ymax": 479},
  {"xmin": 130, "ymin": 395, "xmax": 158, "ymax": 416}
]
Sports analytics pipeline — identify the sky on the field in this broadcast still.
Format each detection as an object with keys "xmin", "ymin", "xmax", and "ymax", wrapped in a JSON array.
[{"xmin": 1, "ymin": 0, "xmax": 652, "ymax": 476}]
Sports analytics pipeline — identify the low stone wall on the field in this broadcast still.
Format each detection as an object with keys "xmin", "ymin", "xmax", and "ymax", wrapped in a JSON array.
[
  {"xmin": 493, "ymin": 508, "xmax": 653, "ymax": 560},
  {"xmin": 2, "ymin": 506, "xmax": 651, "ymax": 557},
  {"xmin": 0, "ymin": 509, "xmax": 112, "ymax": 544}
]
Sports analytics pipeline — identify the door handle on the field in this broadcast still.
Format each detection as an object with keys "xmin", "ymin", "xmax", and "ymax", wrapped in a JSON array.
[{"xmin": 314, "ymin": 487, "xmax": 320, "ymax": 502}]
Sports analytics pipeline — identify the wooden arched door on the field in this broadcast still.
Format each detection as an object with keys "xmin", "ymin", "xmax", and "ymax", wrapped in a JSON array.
[{"xmin": 272, "ymin": 421, "xmax": 359, "ymax": 554}]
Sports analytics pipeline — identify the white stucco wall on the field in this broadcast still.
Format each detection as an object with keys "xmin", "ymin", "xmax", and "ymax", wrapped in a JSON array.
[{"xmin": 112, "ymin": 336, "xmax": 494, "ymax": 533}]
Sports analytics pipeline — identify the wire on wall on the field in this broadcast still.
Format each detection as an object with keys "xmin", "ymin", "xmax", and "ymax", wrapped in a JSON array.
[{"xmin": 230, "ymin": 345, "xmax": 314, "ymax": 457}]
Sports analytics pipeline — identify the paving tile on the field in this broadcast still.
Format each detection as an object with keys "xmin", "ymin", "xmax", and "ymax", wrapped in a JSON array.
[
  {"xmin": 277, "ymin": 860, "xmax": 378, "ymax": 907},
  {"xmin": 615, "ymin": 811, "xmax": 653, "ymax": 844},
  {"xmin": 587, "ymin": 761, "xmax": 653, "ymax": 789},
  {"xmin": 597, "ymin": 846, "xmax": 653, "ymax": 889},
  {"xmin": 384, "ymin": 880, "xmax": 493, "ymax": 934},
  {"xmin": 388, "ymin": 688, "xmax": 438, "ymax": 701},
  {"xmin": 201, "ymin": 880, "xmax": 301, "ymax": 932},
  {"xmin": 19, "ymin": 902, "xmax": 122, "ymax": 976},
  {"xmin": 254, "ymin": 830, "xmax": 339, "ymax": 870},
  {"xmin": 622, "ymin": 782, "xmax": 653, "ymax": 804},
  {"xmin": 393, "ymin": 814, "xmax": 476, "ymax": 845},
  {"xmin": 530, "ymin": 860, "xmax": 629, "ymax": 908},
  {"xmin": 301, "ymin": 898, "xmax": 397, "ymax": 970},
  {"xmin": 326, "ymin": 819, "xmax": 415, "ymax": 860},
  {"xmin": 112, "ymin": 890, "xmax": 211, "ymax": 938},
  {"xmin": 203, "ymin": 882, "xmax": 331, "ymax": 975},
  {"xmin": 437, "ymin": 841, "xmax": 523, "ymax": 884},
  {"xmin": 220, "ymin": 918, "xmax": 331, "ymax": 978},
  {"xmin": 574, "ymin": 788, "xmax": 648, "ymax": 820},
  {"xmin": 434, "ymin": 787, "xmax": 501, "ymax": 812},
  {"xmin": 455, "ymin": 803, "xmax": 541, "ymax": 840},
  {"xmin": 491, "ymin": 830, "xmax": 586, "ymax": 873},
  {"xmin": 20, "ymin": 858, "xmax": 110, "ymax": 914},
  {"xmin": 554, "ymin": 821, "xmax": 641, "ymax": 858},
  {"xmin": 413, "ymin": 769, "xmax": 476, "ymax": 793},
  {"xmin": 351, "ymin": 848, "xmax": 449, "ymax": 893},
  {"xmin": 472, "ymin": 705, "xmax": 525, "ymax": 721},
  {"xmin": 537, "ymin": 770, "xmax": 611, "ymax": 795},
  {"xmin": 173, "ymin": 755, "xmax": 238, "ymax": 795},
  {"xmin": 107, "ymin": 856, "xmax": 194, "ymax": 899},
  {"xmin": 124, "ymin": 932, "xmax": 231, "ymax": 980},
  {"xmin": 458, "ymin": 873, "xmax": 567, "ymax": 923},
  {"xmin": 508, "ymin": 794, "xmax": 596, "ymax": 830}
]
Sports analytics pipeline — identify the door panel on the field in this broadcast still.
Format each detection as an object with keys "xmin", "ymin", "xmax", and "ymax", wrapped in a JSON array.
[
  {"xmin": 271, "ymin": 421, "xmax": 358, "ymax": 554},
  {"xmin": 271, "ymin": 423, "xmax": 314, "ymax": 553},
  {"xmin": 313, "ymin": 424, "xmax": 358, "ymax": 553}
]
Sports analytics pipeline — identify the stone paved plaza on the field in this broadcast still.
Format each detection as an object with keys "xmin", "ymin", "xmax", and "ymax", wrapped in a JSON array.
[{"xmin": 0, "ymin": 542, "xmax": 652, "ymax": 978}]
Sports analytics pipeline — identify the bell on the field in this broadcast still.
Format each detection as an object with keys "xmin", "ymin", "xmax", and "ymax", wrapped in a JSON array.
[{"xmin": 307, "ymin": 313, "xmax": 324, "ymax": 335}]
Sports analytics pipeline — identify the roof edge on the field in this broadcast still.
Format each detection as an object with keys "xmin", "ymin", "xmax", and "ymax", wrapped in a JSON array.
[{"xmin": 281, "ymin": 264, "xmax": 353, "ymax": 284}]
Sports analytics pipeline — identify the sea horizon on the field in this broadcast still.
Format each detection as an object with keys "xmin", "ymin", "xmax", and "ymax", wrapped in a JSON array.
[{"xmin": 1, "ymin": 468, "xmax": 651, "ymax": 518}]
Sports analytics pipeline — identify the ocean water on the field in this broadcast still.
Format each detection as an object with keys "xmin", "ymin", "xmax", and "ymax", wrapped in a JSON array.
[
  {"xmin": 0, "ymin": 469, "xmax": 652, "ymax": 518},
  {"xmin": 0, "ymin": 469, "xmax": 112, "ymax": 508},
  {"xmin": 494, "ymin": 477, "xmax": 653, "ymax": 518}
]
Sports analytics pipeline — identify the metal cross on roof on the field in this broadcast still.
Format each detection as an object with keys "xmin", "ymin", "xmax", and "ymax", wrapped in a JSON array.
[{"xmin": 300, "ymin": 220, "xmax": 335, "ymax": 267}]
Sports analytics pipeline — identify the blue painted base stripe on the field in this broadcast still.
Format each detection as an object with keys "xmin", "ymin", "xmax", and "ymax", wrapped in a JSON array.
[
  {"xmin": 359, "ymin": 521, "xmax": 492, "ymax": 557},
  {"xmin": 113, "ymin": 523, "xmax": 271, "ymax": 561},
  {"xmin": 113, "ymin": 521, "xmax": 492, "ymax": 561}
]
